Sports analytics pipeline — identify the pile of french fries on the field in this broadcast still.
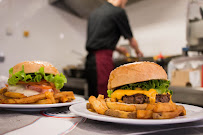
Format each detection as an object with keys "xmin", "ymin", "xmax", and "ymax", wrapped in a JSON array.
[
  {"xmin": 87, "ymin": 95, "xmax": 186, "ymax": 119},
  {"xmin": 0, "ymin": 87, "xmax": 75, "ymax": 104}
]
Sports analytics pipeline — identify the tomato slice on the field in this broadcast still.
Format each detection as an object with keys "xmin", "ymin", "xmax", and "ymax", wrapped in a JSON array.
[{"xmin": 17, "ymin": 80, "xmax": 49, "ymax": 85}]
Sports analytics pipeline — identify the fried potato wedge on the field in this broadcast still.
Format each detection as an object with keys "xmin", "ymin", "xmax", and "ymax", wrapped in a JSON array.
[
  {"xmin": 134, "ymin": 104, "xmax": 147, "ymax": 110},
  {"xmin": 35, "ymin": 99, "xmax": 52, "ymax": 104},
  {"xmin": 0, "ymin": 87, "xmax": 7, "ymax": 94},
  {"xmin": 0, "ymin": 94, "xmax": 7, "ymax": 103},
  {"xmin": 35, "ymin": 98, "xmax": 59, "ymax": 104},
  {"xmin": 2, "ymin": 93, "xmax": 46, "ymax": 104},
  {"xmin": 59, "ymin": 96, "xmax": 72, "ymax": 103},
  {"xmin": 4, "ymin": 92, "xmax": 26, "ymax": 99},
  {"xmin": 179, "ymin": 105, "xmax": 186, "ymax": 116},
  {"xmin": 105, "ymin": 98, "xmax": 111, "ymax": 102},
  {"xmin": 105, "ymin": 109, "xmax": 137, "ymax": 119},
  {"xmin": 146, "ymin": 104, "xmax": 156, "ymax": 110},
  {"xmin": 137, "ymin": 110, "xmax": 153, "ymax": 119},
  {"xmin": 45, "ymin": 92, "xmax": 56, "ymax": 104},
  {"xmin": 153, "ymin": 102, "xmax": 176, "ymax": 113},
  {"xmin": 106, "ymin": 102, "xmax": 136, "ymax": 112},
  {"xmin": 54, "ymin": 91, "xmax": 75, "ymax": 100},
  {"xmin": 153, "ymin": 105, "xmax": 185, "ymax": 119},
  {"xmin": 86, "ymin": 103, "xmax": 94, "ymax": 110},
  {"xmin": 89, "ymin": 96, "xmax": 108, "ymax": 115},
  {"xmin": 97, "ymin": 94, "xmax": 108, "ymax": 109}
]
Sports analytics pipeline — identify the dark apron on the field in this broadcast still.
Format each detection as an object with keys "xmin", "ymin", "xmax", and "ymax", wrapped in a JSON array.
[{"xmin": 85, "ymin": 50, "xmax": 113, "ymax": 98}]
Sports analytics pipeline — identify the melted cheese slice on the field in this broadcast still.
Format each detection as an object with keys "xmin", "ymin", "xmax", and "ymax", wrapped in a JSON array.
[
  {"xmin": 111, "ymin": 88, "xmax": 158, "ymax": 104},
  {"xmin": 8, "ymin": 85, "xmax": 40, "ymax": 97}
]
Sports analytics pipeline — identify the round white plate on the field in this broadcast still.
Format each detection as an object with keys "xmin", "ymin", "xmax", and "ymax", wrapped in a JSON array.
[
  {"xmin": 70, "ymin": 101, "xmax": 203, "ymax": 125},
  {"xmin": 0, "ymin": 96, "xmax": 85, "ymax": 111}
]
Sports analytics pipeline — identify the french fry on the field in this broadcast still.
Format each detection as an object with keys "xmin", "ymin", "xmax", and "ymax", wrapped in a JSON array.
[
  {"xmin": 105, "ymin": 109, "xmax": 136, "ymax": 119},
  {"xmin": 89, "ymin": 96, "xmax": 108, "ymax": 115},
  {"xmin": 153, "ymin": 105, "xmax": 184, "ymax": 119},
  {"xmin": 153, "ymin": 111, "xmax": 179, "ymax": 119},
  {"xmin": 106, "ymin": 102, "xmax": 136, "ymax": 112},
  {"xmin": 134, "ymin": 104, "xmax": 147, "ymax": 110},
  {"xmin": 55, "ymin": 99, "xmax": 59, "ymax": 103},
  {"xmin": 35, "ymin": 99, "xmax": 52, "ymax": 104},
  {"xmin": 97, "ymin": 94, "xmax": 108, "ymax": 109},
  {"xmin": 153, "ymin": 102, "xmax": 176, "ymax": 112},
  {"xmin": 86, "ymin": 103, "xmax": 94, "ymax": 110},
  {"xmin": 105, "ymin": 98, "xmax": 111, "ymax": 102},
  {"xmin": 4, "ymin": 92, "xmax": 26, "ymax": 99},
  {"xmin": 137, "ymin": 110, "xmax": 153, "ymax": 119},
  {"xmin": 146, "ymin": 104, "xmax": 156, "ymax": 110},
  {"xmin": 59, "ymin": 96, "xmax": 72, "ymax": 103},
  {"xmin": 97, "ymin": 94, "xmax": 104, "ymax": 99},
  {"xmin": 110, "ymin": 98, "xmax": 117, "ymax": 102},
  {"xmin": 0, "ymin": 94, "xmax": 7, "ymax": 103},
  {"xmin": 0, "ymin": 87, "xmax": 7, "ymax": 94},
  {"xmin": 2, "ymin": 93, "xmax": 46, "ymax": 104},
  {"xmin": 54, "ymin": 91, "xmax": 75, "ymax": 100},
  {"xmin": 45, "ymin": 92, "xmax": 55, "ymax": 104},
  {"xmin": 179, "ymin": 105, "xmax": 186, "ymax": 116}
]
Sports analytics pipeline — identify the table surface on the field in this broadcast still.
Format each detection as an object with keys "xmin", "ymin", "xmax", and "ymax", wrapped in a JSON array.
[{"xmin": 0, "ymin": 107, "xmax": 203, "ymax": 135}]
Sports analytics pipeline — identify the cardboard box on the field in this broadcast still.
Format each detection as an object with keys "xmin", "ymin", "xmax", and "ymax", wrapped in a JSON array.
[{"xmin": 171, "ymin": 69, "xmax": 202, "ymax": 87}]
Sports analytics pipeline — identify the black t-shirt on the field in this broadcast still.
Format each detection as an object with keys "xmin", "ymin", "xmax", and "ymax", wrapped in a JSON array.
[{"xmin": 86, "ymin": 2, "xmax": 133, "ymax": 51}]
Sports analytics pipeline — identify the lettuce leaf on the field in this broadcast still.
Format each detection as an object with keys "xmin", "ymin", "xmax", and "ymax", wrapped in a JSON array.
[
  {"xmin": 8, "ymin": 65, "xmax": 67, "ymax": 90},
  {"xmin": 107, "ymin": 90, "xmax": 113, "ymax": 98},
  {"xmin": 107, "ymin": 80, "xmax": 173, "ymax": 98}
]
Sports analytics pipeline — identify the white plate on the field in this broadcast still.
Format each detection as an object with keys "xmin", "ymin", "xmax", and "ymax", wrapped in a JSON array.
[
  {"xmin": 0, "ymin": 96, "xmax": 85, "ymax": 112},
  {"xmin": 70, "ymin": 101, "xmax": 203, "ymax": 125}
]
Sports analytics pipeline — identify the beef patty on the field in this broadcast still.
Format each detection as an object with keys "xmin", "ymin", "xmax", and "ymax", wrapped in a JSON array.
[
  {"xmin": 122, "ymin": 94, "xmax": 149, "ymax": 104},
  {"xmin": 155, "ymin": 93, "xmax": 170, "ymax": 103},
  {"xmin": 122, "ymin": 93, "xmax": 170, "ymax": 104}
]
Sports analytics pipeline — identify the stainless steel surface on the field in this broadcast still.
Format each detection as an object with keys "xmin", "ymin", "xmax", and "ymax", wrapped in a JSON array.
[{"xmin": 170, "ymin": 86, "xmax": 203, "ymax": 107}]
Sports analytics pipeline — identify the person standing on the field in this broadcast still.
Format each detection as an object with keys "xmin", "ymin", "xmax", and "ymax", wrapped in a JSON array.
[{"xmin": 85, "ymin": 0, "xmax": 143, "ymax": 97}]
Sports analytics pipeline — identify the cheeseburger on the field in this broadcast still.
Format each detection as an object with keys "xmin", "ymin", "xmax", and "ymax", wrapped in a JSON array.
[
  {"xmin": 107, "ymin": 62, "xmax": 173, "ymax": 105},
  {"xmin": 7, "ymin": 61, "xmax": 67, "ymax": 97}
]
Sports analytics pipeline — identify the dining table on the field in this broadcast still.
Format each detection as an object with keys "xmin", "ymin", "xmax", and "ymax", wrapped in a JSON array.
[{"xmin": 0, "ymin": 103, "xmax": 203, "ymax": 135}]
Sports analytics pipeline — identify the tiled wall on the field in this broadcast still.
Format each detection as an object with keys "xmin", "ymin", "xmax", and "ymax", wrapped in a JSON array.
[
  {"xmin": 0, "ymin": 0, "xmax": 87, "ymax": 76},
  {"xmin": 118, "ymin": 0, "xmax": 188, "ymax": 57},
  {"xmin": 0, "ymin": 0, "xmax": 188, "ymax": 76}
]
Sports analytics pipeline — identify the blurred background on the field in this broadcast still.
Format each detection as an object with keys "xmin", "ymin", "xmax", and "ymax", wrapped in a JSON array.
[{"xmin": 0, "ymin": 0, "xmax": 202, "ymax": 106}]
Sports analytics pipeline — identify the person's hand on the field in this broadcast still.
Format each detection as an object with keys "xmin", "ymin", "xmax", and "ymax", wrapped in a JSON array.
[
  {"xmin": 135, "ymin": 49, "xmax": 144, "ymax": 57},
  {"xmin": 116, "ymin": 46, "xmax": 129, "ymax": 56}
]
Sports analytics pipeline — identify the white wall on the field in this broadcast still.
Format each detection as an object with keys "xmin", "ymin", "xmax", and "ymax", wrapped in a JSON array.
[
  {"xmin": 0, "ymin": 0, "xmax": 87, "ymax": 76},
  {"xmin": 0, "ymin": 0, "xmax": 188, "ymax": 77},
  {"xmin": 118, "ymin": 0, "xmax": 188, "ymax": 57}
]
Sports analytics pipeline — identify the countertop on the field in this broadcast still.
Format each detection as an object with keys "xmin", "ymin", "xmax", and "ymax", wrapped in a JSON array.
[{"xmin": 0, "ymin": 105, "xmax": 203, "ymax": 135}]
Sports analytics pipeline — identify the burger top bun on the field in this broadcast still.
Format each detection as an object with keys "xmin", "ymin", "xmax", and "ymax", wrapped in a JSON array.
[
  {"xmin": 10, "ymin": 61, "xmax": 59, "ymax": 76},
  {"xmin": 108, "ymin": 62, "xmax": 167, "ymax": 90}
]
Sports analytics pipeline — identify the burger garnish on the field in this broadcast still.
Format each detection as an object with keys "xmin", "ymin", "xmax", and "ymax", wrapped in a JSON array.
[{"xmin": 107, "ymin": 79, "xmax": 173, "ymax": 104}]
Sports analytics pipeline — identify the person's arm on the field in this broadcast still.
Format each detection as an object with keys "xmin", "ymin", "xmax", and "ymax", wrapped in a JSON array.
[
  {"xmin": 115, "ymin": 46, "xmax": 129, "ymax": 56},
  {"xmin": 128, "ymin": 37, "xmax": 144, "ymax": 57}
]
